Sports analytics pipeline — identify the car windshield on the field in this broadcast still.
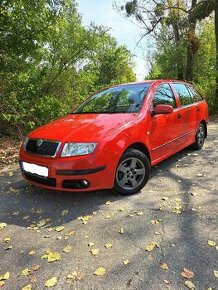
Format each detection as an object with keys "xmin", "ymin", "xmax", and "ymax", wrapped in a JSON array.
[{"xmin": 73, "ymin": 83, "xmax": 151, "ymax": 114}]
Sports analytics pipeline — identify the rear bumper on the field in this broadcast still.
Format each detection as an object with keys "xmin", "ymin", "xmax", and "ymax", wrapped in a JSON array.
[{"xmin": 19, "ymin": 149, "xmax": 116, "ymax": 192}]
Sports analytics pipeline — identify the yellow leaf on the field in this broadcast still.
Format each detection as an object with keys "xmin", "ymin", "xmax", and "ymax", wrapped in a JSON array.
[
  {"xmin": 3, "ymin": 237, "xmax": 10, "ymax": 243},
  {"xmin": 181, "ymin": 268, "xmax": 194, "ymax": 279},
  {"xmin": 136, "ymin": 212, "xmax": 143, "ymax": 216},
  {"xmin": 64, "ymin": 230, "xmax": 75, "ymax": 236},
  {"xmin": 36, "ymin": 219, "xmax": 46, "ymax": 228},
  {"xmin": 150, "ymin": 220, "xmax": 159, "ymax": 225},
  {"xmin": 123, "ymin": 260, "xmax": 129, "ymax": 265},
  {"xmin": 0, "ymin": 272, "xmax": 10, "ymax": 280},
  {"xmin": 105, "ymin": 200, "xmax": 111, "ymax": 205},
  {"xmin": 61, "ymin": 210, "xmax": 69, "ymax": 216},
  {"xmin": 145, "ymin": 242, "xmax": 159, "ymax": 252},
  {"xmin": 94, "ymin": 267, "xmax": 106, "ymax": 276},
  {"xmin": 77, "ymin": 215, "xmax": 92, "ymax": 224},
  {"xmin": 214, "ymin": 270, "xmax": 218, "ymax": 278},
  {"xmin": 0, "ymin": 223, "xmax": 7, "ymax": 231},
  {"xmin": 55, "ymin": 226, "xmax": 64, "ymax": 232},
  {"xmin": 0, "ymin": 281, "xmax": 5, "ymax": 287},
  {"xmin": 67, "ymin": 271, "xmax": 83, "ymax": 281},
  {"xmin": 47, "ymin": 252, "xmax": 61, "ymax": 262},
  {"xmin": 164, "ymin": 279, "xmax": 170, "ymax": 284},
  {"xmin": 91, "ymin": 248, "xmax": 99, "ymax": 256},
  {"xmin": 160, "ymin": 262, "xmax": 169, "ymax": 270},
  {"xmin": 21, "ymin": 284, "xmax": 32, "ymax": 290},
  {"xmin": 45, "ymin": 277, "xmax": 57, "ymax": 287},
  {"xmin": 5, "ymin": 246, "xmax": 12, "ymax": 250},
  {"xmin": 184, "ymin": 280, "xmax": 195, "ymax": 289},
  {"xmin": 104, "ymin": 243, "xmax": 113, "ymax": 249},
  {"xmin": 21, "ymin": 268, "xmax": 31, "ymax": 276},
  {"xmin": 208, "ymin": 240, "xmax": 216, "ymax": 247},
  {"xmin": 119, "ymin": 227, "xmax": 124, "ymax": 234},
  {"xmin": 62, "ymin": 245, "xmax": 72, "ymax": 253},
  {"xmin": 29, "ymin": 250, "xmax": 36, "ymax": 255}
]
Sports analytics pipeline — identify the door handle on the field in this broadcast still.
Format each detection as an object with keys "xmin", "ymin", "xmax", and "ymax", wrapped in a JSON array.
[{"xmin": 177, "ymin": 114, "xmax": 182, "ymax": 119}]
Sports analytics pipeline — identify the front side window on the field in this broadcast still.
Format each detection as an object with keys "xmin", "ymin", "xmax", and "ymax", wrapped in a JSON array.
[
  {"xmin": 74, "ymin": 83, "xmax": 151, "ymax": 114},
  {"xmin": 153, "ymin": 84, "xmax": 176, "ymax": 108},
  {"xmin": 172, "ymin": 83, "xmax": 194, "ymax": 106}
]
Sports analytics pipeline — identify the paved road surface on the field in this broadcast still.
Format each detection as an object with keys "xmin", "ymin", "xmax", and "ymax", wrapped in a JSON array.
[{"xmin": 0, "ymin": 123, "xmax": 217, "ymax": 290}]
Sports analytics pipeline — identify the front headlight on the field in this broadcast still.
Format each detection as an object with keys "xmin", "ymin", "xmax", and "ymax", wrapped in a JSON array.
[
  {"xmin": 61, "ymin": 143, "xmax": 97, "ymax": 157},
  {"xmin": 23, "ymin": 137, "xmax": 29, "ymax": 149}
]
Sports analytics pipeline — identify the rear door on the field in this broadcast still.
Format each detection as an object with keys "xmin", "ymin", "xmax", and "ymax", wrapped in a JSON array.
[
  {"xmin": 171, "ymin": 83, "xmax": 197, "ymax": 141},
  {"xmin": 150, "ymin": 83, "xmax": 182, "ymax": 163}
]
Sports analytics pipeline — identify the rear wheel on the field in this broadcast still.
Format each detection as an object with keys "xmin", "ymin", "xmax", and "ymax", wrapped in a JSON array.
[
  {"xmin": 191, "ymin": 123, "xmax": 206, "ymax": 150},
  {"xmin": 114, "ymin": 149, "xmax": 150, "ymax": 195}
]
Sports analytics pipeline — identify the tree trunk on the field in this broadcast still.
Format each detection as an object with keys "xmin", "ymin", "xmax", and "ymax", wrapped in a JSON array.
[
  {"xmin": 215, "ymin": 0, "xmax": 218, "ymax": 112},
  {"xmin": 185, "ymin": 0, "xmax": 198, "ymax": 82}
]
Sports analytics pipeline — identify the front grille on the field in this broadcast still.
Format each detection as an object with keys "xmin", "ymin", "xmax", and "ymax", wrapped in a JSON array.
[
  {"xmin": 24, "ymin": 172, "xmax": 56, "ymax": 187},
  {"xmin": 25, "ymin": 139, "xmax": 60, "ymax": 157}
]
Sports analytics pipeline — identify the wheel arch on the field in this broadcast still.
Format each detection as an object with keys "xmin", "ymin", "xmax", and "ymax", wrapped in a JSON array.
[
  {"xmin": 200, "ymin": 119, "xmax": 207, "ymax": 138},
  {"xmin": 124, "ymin": 142, "xmax": 151, "ymax": 163}
]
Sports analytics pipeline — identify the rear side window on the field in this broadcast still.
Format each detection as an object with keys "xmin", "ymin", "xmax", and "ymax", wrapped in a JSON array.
[
  {"xmin": 172, "ymin": 83, "xmax": 194, "ymax": 106},
  {"xmin": 153, "ymin": 84, "xmax": 176, "ymax": 108},
  {"xmin": 187, "ymin": 85, "xmax": 203, "ymax": 102}
]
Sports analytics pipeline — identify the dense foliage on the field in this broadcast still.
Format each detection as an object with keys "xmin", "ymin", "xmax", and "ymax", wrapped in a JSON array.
[
  {"xmin": 0, "ymin": 0, "xmax": 136, "ymax": 136},
  {"xmin": 120, "ymin": 0, "xmax": 217, "ymax": 113}
]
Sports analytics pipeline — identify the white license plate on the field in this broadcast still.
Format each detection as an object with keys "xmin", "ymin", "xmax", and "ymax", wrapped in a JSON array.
[{"xmin": 22, "ymin": 162, "xmax": 48, "ymax": 177}]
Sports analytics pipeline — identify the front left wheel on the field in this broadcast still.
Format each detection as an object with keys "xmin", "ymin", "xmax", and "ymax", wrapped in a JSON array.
[{"xmin": 114, "ymin": 148, "xmax": 151, "ymax": 195}]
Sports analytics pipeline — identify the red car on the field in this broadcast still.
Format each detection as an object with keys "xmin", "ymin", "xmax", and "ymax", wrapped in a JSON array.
[{"xmin": 19, "ymin": 80, "xmax": 208, "ymax": 195}]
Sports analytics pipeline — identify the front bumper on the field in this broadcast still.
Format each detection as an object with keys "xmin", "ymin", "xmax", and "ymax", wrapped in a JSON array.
[{"xmin": 19, "ymin": 148, "xmax": 115, "ymax": 192}]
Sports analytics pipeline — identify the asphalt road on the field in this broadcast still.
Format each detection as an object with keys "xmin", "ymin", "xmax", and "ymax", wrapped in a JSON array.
[{"xmin": 0, "ymin": 123, "xmax": 217, "ymax": 290}]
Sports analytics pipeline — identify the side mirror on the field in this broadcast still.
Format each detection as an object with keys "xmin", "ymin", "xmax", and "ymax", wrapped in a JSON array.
[{"xmin": 154, "ymin": 104, "xmax": 174, "ymax": 115}]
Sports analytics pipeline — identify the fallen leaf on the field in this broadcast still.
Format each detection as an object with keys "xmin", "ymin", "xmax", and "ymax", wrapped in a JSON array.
[
  {"xmin": 150, "ymin": 220, "xmax": 159, "ymax": 225},
  {"xmin": 208, "ymin": 240, "xmax": 216, "ymax": 247},
  {"xmin": 154, "ymin": 231, "xmax": 161, "ymax": 235},
  {"xmin": 184, "ymin": 280, "xmax": 195, "ymax": 289},
  {"xmin": 163, "ymin": 279, "xmax": 170, "ymax": 284},
  {"xmin": 161, "ymin": 197, "xmax": 169, "ymax": 201},
  {"xmin": 94, "ymin": 267, "xmax": 106, "ymax": 276},
  {"xmin": 119, "ymin": 227, "xmax": 124, "ymax": 234},
  {"xmin": 105, "ymin": 201, "xmax": 111, "ymax": 205},
  {"xmin": 36, "ymin": 219, "xmax": 46, "ymax": 228},
  {"xmin": 62, "ymin": 245, "xmax": 72, "ymax": 253},
  {"xmin": 45, "ymin": 277, "xmax": 57, "ymax": 287},
  {"xmin": 0, "ymin": 281, "xmax": 5, "ymax": 287},
  {"xmin": 136, "ymin": 212, "xmax": 143, "ymax": 216},
  {"xmin": 145, "ymin": 242, "xmax": 159, "ymax": 251},
  {"xmin": 0, "ymin": 223, "xmax": 7, "ymax": 231},
  {"xmin": 65, "ymin": 230, "xmax": 75, "ymax": 236},
  {"xmin": 160, "ymin": 262, "xmax": 168, "ymax": 270},
  {"xmin": 29, "ymin": 250, "xmax": 36, "ymax": 255},
  {"xmin": 88, "ymin": 242, "xmax": 95, "ymax": 247},
  {"xmin": 214, "ymin": 270, "xmax": 218, "ymax": 278},
  {"xmin": 123, "ymin": 260, "xmax": 130, "ymax": 265},
  {"xmin": 77, "ymin": 215, "xmax": 92, "ymax": 224},
  {"xmin": 5, "ymin": 246, "xmax": 12, "ymax": 250},
  {"xmin": 3, "ymin": 237, "xmax": 10, "ymax": 243},
  {"xmin": 61, "ymin": 210, "xmax": 69, "ymax": 216},
  {"xmin": 181, "ymin": 268, "xmax": 194, "ymax": 279},
  {"xmin": 21, "ymin": 268, "xmax": 31, "ymax": 276},
  {"xmin": 67, "ymin": 271, "xmax": 83, "ymax": 281},
  {"xmin": 91, "ymin": 248, "xmax": 99, "ymax": 256},
  {"xmin": 21, "ymin": 284, "xmax": 32, "ymax": 290},
  {"xmin": 104, "ymin": 243, "xmax": 113, "ymax": 249},
  {"xmin": 0, "ymin": 272, "xmax": 9, "ymax": 280},
  {"xmin": 32, "ymin": 265, "xmax": 40, "ymax": 271},
  {"xmin": 47, "ymin": 252, "xmax": 61, "ymax": 262},
  {"xmin": 55, "ymin": 226, "xmax": 64, "ymax": 232}
]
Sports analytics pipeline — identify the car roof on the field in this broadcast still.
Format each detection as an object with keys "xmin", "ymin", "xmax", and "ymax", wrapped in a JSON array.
[{"xmin": 117, "ymin": 79, "xmax": 190, "ymax": 86}]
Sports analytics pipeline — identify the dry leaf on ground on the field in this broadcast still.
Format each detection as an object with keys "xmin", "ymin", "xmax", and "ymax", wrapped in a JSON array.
[
  {"xmin": 94, "ymin": 267, "xmax": 106, "ymax": 276},
  {"xmin": 45, "ymin": 277, "xmax": 57, "ymax": 287},
  {"xmin": 181, "ymin": 268, "xmax": 194, "ymax": 279}
]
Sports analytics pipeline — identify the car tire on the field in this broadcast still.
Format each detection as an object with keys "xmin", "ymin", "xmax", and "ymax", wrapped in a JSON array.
[
  {"xmin": 114, "ymin": 148, "xmax": 151, "ymax": 195},
  {"xmin": 190, "ymin": 122, "xmax": 206, "ymax": 150}
]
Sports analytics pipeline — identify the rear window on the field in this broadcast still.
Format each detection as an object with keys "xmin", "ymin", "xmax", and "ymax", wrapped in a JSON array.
[
  {"xmin": 187, "ymin": 85, "xmax": 203, "ymax": 102},
  {"xmin": 172, "ymin": 83, "xmax": 194, "ymax": 106}
]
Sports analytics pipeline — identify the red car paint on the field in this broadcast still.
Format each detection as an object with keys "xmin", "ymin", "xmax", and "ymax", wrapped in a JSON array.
[{"xmin": 19, "ymin": 80, "xmax": 208, "ymax": 192}]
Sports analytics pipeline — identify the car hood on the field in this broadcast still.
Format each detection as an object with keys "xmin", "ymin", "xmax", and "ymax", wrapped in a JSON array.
[{"xmin": 29, "ymin": 113, "xmax": 137, "ymax": 142}]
